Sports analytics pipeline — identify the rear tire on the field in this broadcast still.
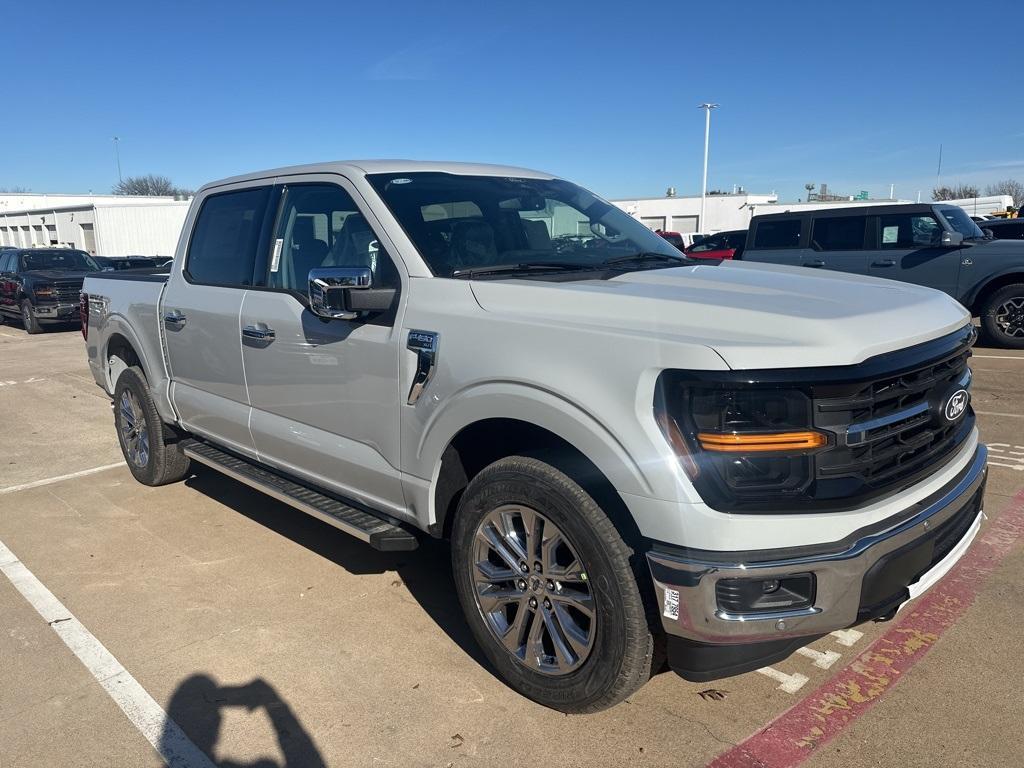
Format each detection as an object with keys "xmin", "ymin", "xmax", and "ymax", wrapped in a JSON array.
[
  {"xmin": 20, "ymin": 300, "xmax": 43, "ymax": 334},
  {"xmin": 980, "ymin": 283, "xmax": 1024, "ymax": 349},
  {"xmin": 113, "ymin": 366, "xmax": 191, "ymax": 486},
  {"xmin": 451, "ymin": 455, "xmax": 654, "ymax": 713}
]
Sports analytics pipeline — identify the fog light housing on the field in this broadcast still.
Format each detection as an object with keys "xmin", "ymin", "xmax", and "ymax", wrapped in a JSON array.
[{"xmin": 716, "ymin": 574, "xmax": 815, "ymax": 614}]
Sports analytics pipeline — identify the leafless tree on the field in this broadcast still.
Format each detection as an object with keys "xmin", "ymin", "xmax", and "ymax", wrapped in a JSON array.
[
  {"xmin": 932, "ymin": 184, "xmax": 979, "ymax": 201},
  {"xmin": 984, "ymin": 179, "xmax": 1024, "ymax": 207},
  {"xmin": 113, "ymin": 174, "xmax": 192, "ymax": 197}
]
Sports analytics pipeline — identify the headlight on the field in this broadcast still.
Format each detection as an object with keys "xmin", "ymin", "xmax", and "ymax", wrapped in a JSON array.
[
  {"xmin": 656, "ymin": 377, "xmax": 829, "ymax": 511},
  {"xmin": 33, "ymin": 284, "xmax": 55, "ymax": 299}
]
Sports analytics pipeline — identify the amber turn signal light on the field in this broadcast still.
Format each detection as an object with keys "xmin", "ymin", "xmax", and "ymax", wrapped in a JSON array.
[{"xmin": 697, "ymin": 431, "xmax": 827, "ymax": 453}]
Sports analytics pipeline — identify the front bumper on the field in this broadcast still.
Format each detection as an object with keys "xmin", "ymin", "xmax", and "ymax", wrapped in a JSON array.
[
  {"xmin": 32, "ymin": 302, "xmax": 81, "ymax": 322},
  {"xmin": 647, "ymin": 444, "xmax": 987, "ymax": 652}
]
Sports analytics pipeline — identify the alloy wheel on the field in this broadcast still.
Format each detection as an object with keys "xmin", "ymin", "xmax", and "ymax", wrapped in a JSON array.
[
  {"xmin": 995, "ymin": 296, "xmax": 1024, "ymax": 339},
  {"xmin": 471, "ymin": 504, "xmax": 596, "ymax": 676},
  {"xmin": 118, "ymin": 390, "xmax": 150, "ymax": 468}
]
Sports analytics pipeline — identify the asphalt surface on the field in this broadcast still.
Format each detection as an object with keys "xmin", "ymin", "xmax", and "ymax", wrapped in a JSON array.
[{"xmin": 1, "ymin": 321, "xmax": 1022, "ymax": 768}]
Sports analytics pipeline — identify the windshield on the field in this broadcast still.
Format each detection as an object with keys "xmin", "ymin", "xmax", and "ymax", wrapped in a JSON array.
[
  {"xmin": 20, "ymin": 250, "xmax": 99, "ymax": 271},
  {"xmin": 366, "ymin": 173, "xmax": 683, "ymax": 277},
  {"xmin": 938, "ymin": 207, "xmax": 985, "ymax": 240}
]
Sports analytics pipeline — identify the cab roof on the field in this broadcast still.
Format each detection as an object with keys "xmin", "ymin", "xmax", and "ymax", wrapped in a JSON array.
[{"xmin": 201, "ymin": 160, "xmax": 558, "ymax": 193}]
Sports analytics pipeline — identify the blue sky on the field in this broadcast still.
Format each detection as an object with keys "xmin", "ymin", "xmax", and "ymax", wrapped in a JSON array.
[{"xmin": 2, "ymin": 0, "xmax": 1020, "ymax": 202}]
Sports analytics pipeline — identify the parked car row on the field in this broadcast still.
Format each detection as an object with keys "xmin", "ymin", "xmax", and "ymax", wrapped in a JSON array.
[
  {"xmin": 81, "ymin": 160, "xmax": 986, "ymax": 713},
  {"xmin": 0, "ymin": 248, "xmax": 170, "ymax": 333}
]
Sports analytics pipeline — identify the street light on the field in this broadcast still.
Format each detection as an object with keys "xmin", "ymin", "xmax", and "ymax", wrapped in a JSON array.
[
  {"xmin": 698, "ymin": 103, "xmax": 719, "ymax": 233},
  {"xmin": 112, "ymin": 136, "xmax": 122, "ymax": 184}
]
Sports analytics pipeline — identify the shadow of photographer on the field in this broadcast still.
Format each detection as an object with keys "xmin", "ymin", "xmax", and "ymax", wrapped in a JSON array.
[{"xmin": 162, "ymin": 674, "xmax": 325, "ymax": 768}]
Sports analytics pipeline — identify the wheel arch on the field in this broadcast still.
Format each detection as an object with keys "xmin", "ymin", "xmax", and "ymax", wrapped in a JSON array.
[
  {"xmin": 965, "ymin": 270, "xmax": 1024, "ymax": 314},
  {"xmin": 417, "ymin": 383, "xmax": 655, "ymax": 541},
  {"xmin": 100, "ymin": 317, "xmax": 177, "ymax": 424},
  {"xmin": 431, "ymin": 417, "xmax": 646, "ymax": 550}
]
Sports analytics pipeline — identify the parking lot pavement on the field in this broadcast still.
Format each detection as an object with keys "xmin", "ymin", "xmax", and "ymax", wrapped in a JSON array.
[{"xmin": 1, "ymin": 327, "xmax": 1023, "ymax": 768}]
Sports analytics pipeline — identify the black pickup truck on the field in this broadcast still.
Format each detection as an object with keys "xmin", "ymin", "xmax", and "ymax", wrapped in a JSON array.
[
  {"xmin": 0, "ymin": 248, "xmax": 101, "ymax": 333},
  {"xmin": 741, "ymin": 203, "xmax": 1024, "ymax": 348}
]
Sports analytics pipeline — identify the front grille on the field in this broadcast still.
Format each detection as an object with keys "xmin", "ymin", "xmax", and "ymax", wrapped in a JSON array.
[
  {"xmin": 812, "ymin": 336, "xmax": 973, "ymax": 501},
  {"xmin": 53, "ymin": 281, "xmax": 83, "ymax": 302}
]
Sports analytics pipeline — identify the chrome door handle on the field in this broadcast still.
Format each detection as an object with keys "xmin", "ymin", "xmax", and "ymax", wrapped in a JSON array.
[
  {"xmin": 164, "ymin": 311, "xmax": 186, "ymax": 329},
  {"xmin": 872, "ymin": 259, "xmax": 896, "ymax": 267},
  {"xmin": 242, "ymin": 324, "xmax": 276, "ymax": 341},
  {"xmin": 803, "ymin": 260, "xmax": 825, "ymax": 268}
]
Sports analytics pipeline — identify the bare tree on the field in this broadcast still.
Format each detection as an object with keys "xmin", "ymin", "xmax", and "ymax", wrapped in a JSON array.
[
  {"xmin": 984, "ymin": 179, "xmax": 1024, "ymax": 207},
  {"xmin": 932, "ymin": 184, "xmax": 979, "ymax": 201},
  {"xmin": 113, "ymin": 174, "xmax": 192, "ymax": 197}
]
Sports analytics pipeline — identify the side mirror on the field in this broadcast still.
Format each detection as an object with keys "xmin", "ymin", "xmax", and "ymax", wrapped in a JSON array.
[
  {"xmin": 941, "ymin": 231, "xmax": 964, "ymax": 247},
  {"xmin": 983, "ymin": 228, "xmax": 994, "ymax": 239},
  {"xmin": 308, "ymin": 267, "xmax": 395, "ymax": 320}
]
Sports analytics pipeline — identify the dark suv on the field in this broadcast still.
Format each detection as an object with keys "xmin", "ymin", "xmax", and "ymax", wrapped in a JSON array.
[
  {"xmin": 741, "ymin": 203, "xmax": 1024, "ymax": 348},
  {"xmin": 0, "ymin": 248, "xmax": 100, "ymax": 333}
]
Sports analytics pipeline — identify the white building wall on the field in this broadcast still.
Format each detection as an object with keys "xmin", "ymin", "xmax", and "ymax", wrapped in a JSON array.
[
  {"xmin": 0, "ymin": 202, "xmax": 189, "ymax": 255},
  {"xmin": 94, "ymin": 204, "xmax": 189, "ymax": 256},
  {"xmin": 611, "ymin": 193, "xmax": 778, "ymax": 234},
  {"xmin": 0, "ymin": 193, "xmax": 178, "ymax": 214}
]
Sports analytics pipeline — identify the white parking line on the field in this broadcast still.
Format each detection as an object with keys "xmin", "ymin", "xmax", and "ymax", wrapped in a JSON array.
[
  {"xmin": 795, "ymin": 646, "xmax": 842, "ymax": 669},
  {"xmin": 829, "ymin": 628, "xmax": 865, "ymax": 646},
  {"xmin": 756, "ymin": 666, "xmax": 809, "ymax": 693},
  {"xmin": 0, "ymin": 539, "xmax": 215, "ymax": 768},
  {"xmin": 975, "ymin": 410, "xmax": 1024, "ymax": 419},
  {"xmin": 972, "ymin": 355, "xmax": 1024, "ymax": 360},
  {"xmin": 0, "ymin": 463, "xmax": 125, "ymax": 495}
]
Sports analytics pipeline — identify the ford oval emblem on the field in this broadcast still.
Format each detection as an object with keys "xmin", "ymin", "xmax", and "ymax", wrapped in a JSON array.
[{"xmin": 944, "ymin": 388, "xmax": 969, "ymax": 422}]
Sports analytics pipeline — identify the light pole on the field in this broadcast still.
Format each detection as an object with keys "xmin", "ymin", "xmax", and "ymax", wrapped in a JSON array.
[
  {"xmin": 112, "ymin": 136, "xmax": 122, "ymax": 184},
  {"xmin": 698, "ymin": 103, "xmax": 718, "ymax": 233}
]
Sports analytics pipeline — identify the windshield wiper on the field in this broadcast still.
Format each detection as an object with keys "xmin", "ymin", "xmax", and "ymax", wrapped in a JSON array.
[
  {"xmin": 599, "ymin": 252, "xmax": 689, "ymax": 269},
  {"xmin": 451, "ymin": 261, "xmax": 593, "ymax": 279}
]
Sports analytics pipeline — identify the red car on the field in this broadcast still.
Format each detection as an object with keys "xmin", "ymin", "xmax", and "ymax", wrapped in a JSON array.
[
  {"xmin": 654, "ymin": 230, "xmax": 685, "ymax": 250},
  {"xmin": 684, "ymin": 229, "xmax": 747, "ymax": 260}
]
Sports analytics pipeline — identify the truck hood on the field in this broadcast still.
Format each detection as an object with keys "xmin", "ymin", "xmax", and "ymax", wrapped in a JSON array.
[
  {"xmin": 21, "ymin": 270, "xmax": 93, "ymax": 282},
  {"xmin": 469, "ymin": 261, "xmax": 970, "ymax": 370}
]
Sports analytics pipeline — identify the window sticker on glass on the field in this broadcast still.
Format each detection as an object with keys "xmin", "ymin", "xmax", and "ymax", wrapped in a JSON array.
[{"xmin": 882, "ymin": 225, "xmax": 899, "ymax": 244}]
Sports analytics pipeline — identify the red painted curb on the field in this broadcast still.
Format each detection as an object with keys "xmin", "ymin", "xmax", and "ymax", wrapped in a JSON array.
[{"xmin": 706, "ymin": 487, "xmax": 1024, "ymax": 768}]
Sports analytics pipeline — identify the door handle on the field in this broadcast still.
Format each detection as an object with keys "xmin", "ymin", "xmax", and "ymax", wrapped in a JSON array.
[
  {"xmin": 163, "ymin": 311, "xmax": 186, "ymax": 329},
  {"xmin": 242, "ymin": 324, "xmax": 276, "ymax": 342},
  {"xmin": 872, "ymin": 259, "xmax": 896, "ymax": 267},
  {"xmin": 802, "ymin": 260, "xmax": 825, "ymax": 268}
]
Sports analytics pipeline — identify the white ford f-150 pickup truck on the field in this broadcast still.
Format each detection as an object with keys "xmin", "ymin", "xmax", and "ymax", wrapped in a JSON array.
[{"xmin": 81, "ymin": 161, "xmax": 987, "ymax": 713}]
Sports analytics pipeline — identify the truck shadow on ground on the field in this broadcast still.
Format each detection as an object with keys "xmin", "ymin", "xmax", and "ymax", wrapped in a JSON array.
[
  {"xmin": 184, "ymin": 467, "xmax": 493, "ymax": 673},
  {"xmin": 163, "ymin": 674, "xmax": 326, "ymax": 768}
]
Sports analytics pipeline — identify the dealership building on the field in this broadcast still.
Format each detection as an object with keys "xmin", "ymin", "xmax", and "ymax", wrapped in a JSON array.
[
  {"xmin": 0, "ymin": 193, "xmax": 190, "ymax": 256},
  {"xmin": 610, "ymin": 190, "xmax": 778, "ymax": 235}
]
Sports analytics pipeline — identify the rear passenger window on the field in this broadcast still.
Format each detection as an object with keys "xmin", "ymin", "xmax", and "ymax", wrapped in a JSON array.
[
  {"xmin": 811, "ymin": 216, "xmax": 867, "ymax": 250},
  {"xmin": 186, "ymin": 187, "xmax": 270, "ymax": 286},
  {"xmin": 753, "ymin": 219, "xmax": 801, "ymax": 248},
  {"xmin": 879, "ymin": 214, "xmax": 941, "ymax": 248}
]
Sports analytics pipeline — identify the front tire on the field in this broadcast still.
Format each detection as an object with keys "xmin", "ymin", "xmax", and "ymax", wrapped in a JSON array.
[
  {"xmin": 451, "ymin": 456, "xmax": 654, "ymax": 713},
  {"xmin": 21, "ymin": 300, "xmax": 43, "ymax": 334},
  {"xmin": 980, "ymin": 283, "xmax": 1024, "ymax": 349},
  {"xmin": 113, "ymin": 367, "xmax": 191, "ymax": 486}
]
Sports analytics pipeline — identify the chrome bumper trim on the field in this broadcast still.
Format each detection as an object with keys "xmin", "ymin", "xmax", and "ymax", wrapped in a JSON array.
[{"xmin": 647, "ymin": 444, "xmax": 987, "ymax": 644}]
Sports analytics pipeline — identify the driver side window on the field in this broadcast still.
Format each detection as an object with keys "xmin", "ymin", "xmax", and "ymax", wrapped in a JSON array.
[{"xmin": 269, "ymin": 184, "xmax": 399, "ymax": 295}]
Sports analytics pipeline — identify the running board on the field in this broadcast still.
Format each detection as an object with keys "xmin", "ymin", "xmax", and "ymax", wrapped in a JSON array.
[{"xmin": 182, "ymin": 440, "xmax": 418, "ymax": 552}]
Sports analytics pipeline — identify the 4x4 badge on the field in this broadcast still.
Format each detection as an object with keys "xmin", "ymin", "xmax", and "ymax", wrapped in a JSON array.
[{"xmin": 944, "ymin": 388, "xmax": 969, "ymax": 422}]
